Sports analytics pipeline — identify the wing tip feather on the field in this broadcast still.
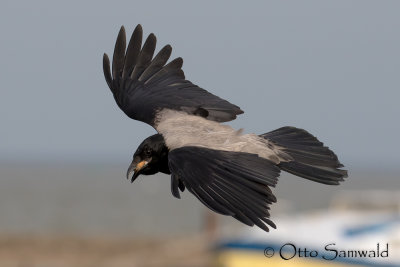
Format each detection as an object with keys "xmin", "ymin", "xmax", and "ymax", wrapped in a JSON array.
[
  {"xmin": 112, "ymin": 26, "xmax": 127, "ymax": 79},
  {"xmin": 135, "ymin": 24, "xmax": 142, "ymax": 32},
  {"xmin": 103, "ymin": 53, "xmax": 112, "ymax": 88},
  {"xmin": 147, "ymin": 33, "xmax": 157, "ymax": 44}
]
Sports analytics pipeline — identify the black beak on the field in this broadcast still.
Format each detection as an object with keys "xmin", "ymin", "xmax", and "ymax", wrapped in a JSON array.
[{"xmin": 126, "ymin": 159, "xmax": 150, "ymax": 183}]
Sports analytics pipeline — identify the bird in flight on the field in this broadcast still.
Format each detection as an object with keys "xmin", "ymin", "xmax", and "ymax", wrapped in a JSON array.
[{"xmin": 103, "ymin": 25, "xmax": 348, "ymax": 232}]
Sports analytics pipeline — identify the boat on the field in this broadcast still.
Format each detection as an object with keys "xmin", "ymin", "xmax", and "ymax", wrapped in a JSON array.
[{"xmin": 215, "ymin": 190, "xmax": 400, "ymax": 267}]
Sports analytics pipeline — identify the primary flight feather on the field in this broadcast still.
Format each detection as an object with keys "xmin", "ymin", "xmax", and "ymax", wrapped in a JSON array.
[
  {"xmin": 103, "ymin": 25, "xmax": 243, "ymax": 126},
  {"xmin": 103, "ymin": 25, "xmax": 348, "ymax": 232}
]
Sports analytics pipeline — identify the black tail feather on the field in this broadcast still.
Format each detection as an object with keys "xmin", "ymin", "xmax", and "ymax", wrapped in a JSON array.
[{"xmin": 261, "ymin": 127, "xmax": 348, "ymax": 185}]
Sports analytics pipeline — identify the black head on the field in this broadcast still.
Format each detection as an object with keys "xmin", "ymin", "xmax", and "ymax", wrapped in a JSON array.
[{"xmin": 126, "ymin": 134, "xmax": 170, "ymax": 183}]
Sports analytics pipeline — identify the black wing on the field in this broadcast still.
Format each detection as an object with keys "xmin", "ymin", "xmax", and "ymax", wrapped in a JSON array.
[
  {"xmin": 103, "ymin": 25, "xmax": 244, "ymax": 127},
  {"xmin": 168, "ymin": 146, "xmax": 281, "ymax": 232}
]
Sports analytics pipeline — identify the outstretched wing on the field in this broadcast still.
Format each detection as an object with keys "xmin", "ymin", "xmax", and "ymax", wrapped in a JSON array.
[
  {"xmin": 103, "ymin": 25, "xmax": 244, "ymax": 127},
  {"xmin": 168, "ymin": 146, "xmax": 281, "ymax": 232}
]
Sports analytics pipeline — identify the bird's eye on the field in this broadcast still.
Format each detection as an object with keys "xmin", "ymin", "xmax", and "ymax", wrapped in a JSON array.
[{"xmin": 144, "ymin": 148, "xmax": 152, "ymax": 157}]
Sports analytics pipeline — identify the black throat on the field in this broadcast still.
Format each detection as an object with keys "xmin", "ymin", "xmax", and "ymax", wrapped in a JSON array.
[{"xmin": 158, "ymin": 144, "xmax": 171, "ymax": 175}]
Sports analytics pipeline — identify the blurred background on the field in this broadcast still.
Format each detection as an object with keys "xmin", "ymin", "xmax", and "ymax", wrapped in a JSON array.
[{"xmin": 1, "ymin": 1, "xmax": 399, "ymax": 266}]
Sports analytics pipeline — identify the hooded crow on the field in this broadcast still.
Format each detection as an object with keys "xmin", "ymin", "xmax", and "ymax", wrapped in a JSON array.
[{"xmin": 103, "ymin": 25, "xmax": 348, "ymax": 232}]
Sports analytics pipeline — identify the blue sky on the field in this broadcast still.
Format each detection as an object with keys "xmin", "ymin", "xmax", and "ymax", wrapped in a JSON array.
[{"xmin": 1, "ymin": 1, "xmax": 399, "ymax": 168}]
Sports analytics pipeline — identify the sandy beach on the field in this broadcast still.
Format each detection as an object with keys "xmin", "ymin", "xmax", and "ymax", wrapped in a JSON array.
[{"xmin": 0, "ymin": 234, "xmax": 212, "ymax": 267}]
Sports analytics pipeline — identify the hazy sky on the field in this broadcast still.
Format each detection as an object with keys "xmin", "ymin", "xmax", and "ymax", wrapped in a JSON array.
[{"xmin": 1, "ymin": 1, "xmax": 399, "ymax": 168}]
